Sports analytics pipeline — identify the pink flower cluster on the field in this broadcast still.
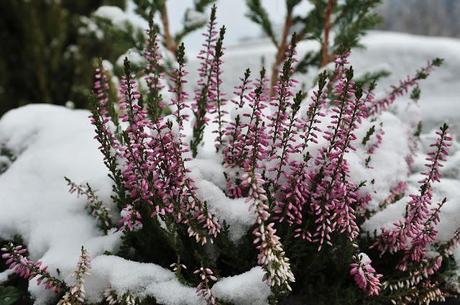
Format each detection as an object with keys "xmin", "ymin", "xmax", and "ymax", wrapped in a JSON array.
[
  {"xmin": 191, "ymin": 5, "xmax": 226, "ymax": 156},
  {"xmin": 221, "ymin": 51, "xmax": 382, "ymax": 292},
  {"xmin": 1, "ymin": 243, "xmax": 65, "ymax": 293},
  {"xmin": 367, "ymin": 58, "xmax": 443, "ymax": 116},
  {"xmin": 91, "ymin": 42, "xmax": 221, "ymax": 244},
  {"xmin": 242, "ymin": 171, "xmax": 295, "ymax": 291},
  {"xmin": 144, "ymin": 28, "xmax": 165, "ymax": 118},
  {"xmin": 223, "ymin": 68, "xmax": 269, "ymax": 198},
  {"xmin": 58, "ymin": 247, "xmax": 91, "ymax": 305},
  {"xmin": 274, "ymin": 72, "xmax": 327, "ymax": 226},
  {"xmin": 194, "ymin": 267, "xmax": 218, "ymax": 305},
  {"xmin": 350, "ymin": 253, "xmax": 382, "ymax": 296},
  {"xmin": 375, "ymin": 123, "xmax": 453, "ymax": 265},
  {"xmin": 304, "ymin": 55, "xmax": 367, "ymax": 249}
]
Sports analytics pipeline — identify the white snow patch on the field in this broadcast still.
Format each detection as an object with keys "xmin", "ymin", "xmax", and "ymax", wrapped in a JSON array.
[{"xmin": 212, "ymin": 267, "xmax": 270, "ymax": 305}]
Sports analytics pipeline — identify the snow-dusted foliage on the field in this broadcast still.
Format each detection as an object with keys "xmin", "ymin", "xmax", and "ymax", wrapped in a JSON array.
[{"xmin": 1, "ymin": 5, "xmax": 460, "ymax": 305}]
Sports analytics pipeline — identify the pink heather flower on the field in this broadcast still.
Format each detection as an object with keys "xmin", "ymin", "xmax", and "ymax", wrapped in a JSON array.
[
  {"xmin": 209, "ymin": 27, "xmax": 227, "ymax": 151},
  {"xmin": 350, "ymin": 253, "xmax": 382, "ymax": 296},
  {"xmin": 241, "ymin": 92, "xmax": 269, "ymax": 173},
  {"xmin": 223, "ymin": 114, "xmax": 245, "ymax": 171},
  {"xmin": 398, "ymin": 198, "xmax": 446, "ymax": 270},
  {"xmin": 165, "ymin": 126, "xmax": 221, "ymax": 244},
  {"xmin": 90, "ymin": 64, "xmax": 128, "ymax": 213},
  {"xmin": 117, "ymin": 65, "xmax": 160, "ymax": 213},
  {"xmin": 91, "ymin": 64, "xmax": 121, "ymax": 162},
  {"xmin": 169, "ymin": 44, "xmax": 190, "ymax": 130},
  {"xmin": 1, "ymin": 243, "xmax": 65, "ymax": 293},
  {"xmin": 297, "ymin": 71, "xmax": 328, "ymax": 155},
  {"xmin": 223, "ymin": 68, "xmax": 269, "ymax": 196},
  {"xmin": 58, "ymin": 247, "xmax": 91, "ymax": 305},
  {"xmin": 367, "ymin": 58, "xmax": 442, "ymax": 116},
  {"xmin": 385, "ymin": 255, "xmax": 446, "ymax": 305},
  {"xmin": 191, "ymin": 5, "xmax": 219, "ymax": 156},
  {"xmin": 114, "ymin": 59, "xmax": 221, "ymax": 243},
  {"xmin": 274, "ymin": 72, "xmax": 328, "ymax": 227},
  {"xmin": 326, "ymin": 51, "xmax": 351, "ymax": 92},
  {"xmin": 232, "ymin": 68, "xmax": 252, "ymax": 109},
  {"xmin": 92, "ymin": 67, "xmax": 110, "ymax": 115},
  {"xmin": 120, "ymin": 205, "xmax": 142, "ymax": 232},
  {"xmin": 194, "ymin": 5, "xmax": 218, "ymax": 107},
  {"xmin": 65, "ymin": 177, "xmax": 113, "ymax": 233},
  {"xmin": 268, "ymin": 41, "xmax": 298, "ymax": 156},
  {"xmin": 241, "ymin": 172, "xmax": 295, "ymax": 291},
  {"xmin": 375, "ymin": 124, "xmax": 452, "ymax": 258},
  {"xmin": 240, "ymin": 100, "xmax": 294, "ymax": 290},
  {"xmin": 194, "ymin": 267, "xmax": 218, "ymax": 305},
  {"xmin": 144, "ymin": 27, "xmax": 165, "ymax": 119},
  {"xmin": 270, "ymin": 90, "xmax": 302, "ymax": 188},
  {"xmin": 275, "ymin": 163, "xmax": 310, "ymax": 228},
  {"xmin": 181, "ymin": 178, "xmax": 221, "ymax": 245},
  {"xmin": 222, "ymin": 69, "xmax": 253, "ymax": 170},
  {"xmin": 306, "ymin": 62, "xmax": 368, "ymax": 249}
]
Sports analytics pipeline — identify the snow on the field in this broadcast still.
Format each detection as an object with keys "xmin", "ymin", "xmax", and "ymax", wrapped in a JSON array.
[
  {"xmin": 183, "ymin": 9, "xmax": 207, "ymax": 29},
  {"xmin": 348, "ymin": 111, "xmax": 411, "ymax": 207},
  {"xmin": 194, "ymin": 179, "xmax": 256, "ymax": 242},
  {"xmin": 0, "ymin": 270, "xmax": 13, "ymax": 284},
  {"xmin": 94, "ymin": 3, "xmax": 148, "ymax": 33},
  {"xmin": 86, "ymin": 257, "xmax": 269, "ymax": 305},
  {"xmin": 1, "ymin": 31, "xmax": 460, "ymax": 304},
  {"xmin": 212, "ymin": 267, "xmax": 270, "ymax": 305},
  {"xmin": 116, "ymin": 48, "xmax": 145, "ymax": 68},
  {"xmin": 85, "ymin": 256, "xmax": 192, "ymax": 303}
]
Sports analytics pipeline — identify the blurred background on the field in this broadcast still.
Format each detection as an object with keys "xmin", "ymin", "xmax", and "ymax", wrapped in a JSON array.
[{"xmin": 0, "ymin": 0, "xmax": 459, "ymax": 117}]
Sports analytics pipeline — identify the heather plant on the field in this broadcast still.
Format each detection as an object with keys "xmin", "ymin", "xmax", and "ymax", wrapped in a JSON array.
[{"xmin": 2, "ymin": 4, "xmax": 460, "ymax": 305}]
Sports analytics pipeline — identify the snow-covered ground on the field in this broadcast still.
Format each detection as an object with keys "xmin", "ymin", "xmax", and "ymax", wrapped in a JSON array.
[{"xmin": 0, "ymin": 31, "xmax": 459, "ymax": 304}]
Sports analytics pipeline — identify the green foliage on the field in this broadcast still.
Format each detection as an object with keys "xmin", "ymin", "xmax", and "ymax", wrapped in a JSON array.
[
  {"xmin": 332, "ymin": 0, "xmax": 382, "ymax": 53},
  {"xmin": 0, "ymin": 287, "xmax": 21, "ymax": 305},
  {"xmin": 246, "ymin": 0, "xmax": 278, "ymax": 46},
  {"xmin": 0, "ymin": 0, "xmax": 126, "ymax": 116},
  {"xmin": 361, "ymin": 125, "xmax": 376, "ymax": 146},
  {"xmin": 0, "ymin": 0, "xmax": 214, "ymax": 117}
]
